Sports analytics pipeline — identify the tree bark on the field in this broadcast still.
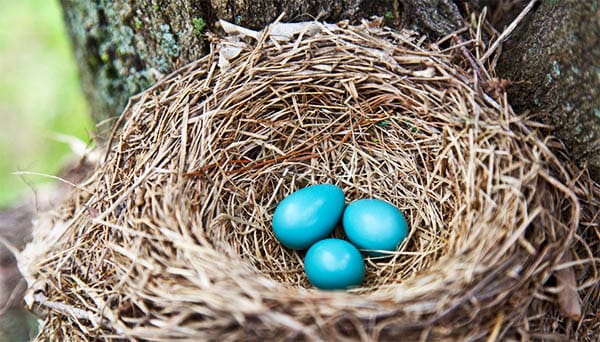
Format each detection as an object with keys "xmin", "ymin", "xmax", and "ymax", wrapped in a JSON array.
[
  {"xmin": 59, "ymin": 0, "xmax": 464, "ymax": 132},
  {"xmin": 496, "ymin": 0, "xmax": 600, "ymax": 179},
  {"xmin": 59, "ymin": 1, "xmax": 600, "ymax": 180}
]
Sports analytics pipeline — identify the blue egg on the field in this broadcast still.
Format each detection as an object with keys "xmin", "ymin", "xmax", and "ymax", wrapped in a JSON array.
[
  {"xmin": 304, "ymin": 239, "xmax": 365, "ymax": 290},
  {"xmin": 343, "ymin": 199, "xmax": 408, "ymax": 256},
  {"xmin": 272, "ymin": 184, "xmax": 345, "ymax": 250}
]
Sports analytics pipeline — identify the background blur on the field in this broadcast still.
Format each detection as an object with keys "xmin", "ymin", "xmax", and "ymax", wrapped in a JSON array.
[
  {"xmin": 0, "ymin": 0, "xmax": 92, "ymax": 208},
  {"xmin": 1, "ymin": 0, "xmax": 92, "ymax": 339}
]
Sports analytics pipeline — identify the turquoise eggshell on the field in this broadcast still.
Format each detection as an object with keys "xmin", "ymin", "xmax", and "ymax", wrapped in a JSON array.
[
  {"xmin": 272, "ymin": 184, "xmax": 345, "ymax": 250},
  {"xmin": 304, "ymin": 238, "xmax": 365, "ymax": 290},
  {"xmin": 342, "ymin": 199, "xmax": 408, "ymax": 256}
]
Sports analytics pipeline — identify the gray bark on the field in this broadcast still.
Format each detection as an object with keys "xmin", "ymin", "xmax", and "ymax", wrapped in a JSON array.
[
  {"xmin": 496, "ymin": 0, "xmax": 600, "ymax": 179},
  {"xmin": 58, "ymin": 0, "xmax": 463, "ymax": 131},
  {"xmin": 58, "ymin": 0, "xmax": 600, "ymax": 179}
]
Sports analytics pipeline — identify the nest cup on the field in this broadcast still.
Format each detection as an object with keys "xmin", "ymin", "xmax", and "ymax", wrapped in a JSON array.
[{"xmin": 20, "ymin": 20, "xmax": 600, "ymax": 340}]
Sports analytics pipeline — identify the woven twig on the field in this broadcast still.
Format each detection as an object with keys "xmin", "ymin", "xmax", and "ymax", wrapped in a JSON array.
[{"xmin": 18, "ymin": 20, "xmax": 600, "ymax": 341}]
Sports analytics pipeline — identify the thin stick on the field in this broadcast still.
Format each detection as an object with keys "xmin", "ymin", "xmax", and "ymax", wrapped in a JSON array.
[
  {"xmin": 12, "ymin": 171, "xmax": 92, "ymax": 193},
  {"xmin": 480, "ymin": 0, "xmax": 538, "ymax": 63}
]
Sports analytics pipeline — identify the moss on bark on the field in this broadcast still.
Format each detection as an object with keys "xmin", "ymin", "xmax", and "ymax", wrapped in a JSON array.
[
  {"xmin": 60, "ymin": 0, "xmax": 209, "ymax": 132},
  {"xmin": 59, "ymin": 0, "xmax": 600, "ymax": 180},
  {"xmin": 60, "ymin": 0, "xmax": 464, "ymax": 134}
]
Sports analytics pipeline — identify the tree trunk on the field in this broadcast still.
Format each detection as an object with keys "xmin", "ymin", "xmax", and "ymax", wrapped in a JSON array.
[
  {"xmin": 59, "ymin": 0, "xmax": 464, "ymax": 131},
  {"xmin": 496, "ymin": 0, "xmax": 600, "ymax": 180},
  {"xmin": 59, "ymin": 0, "xmax": 600, "ymax": 179}
]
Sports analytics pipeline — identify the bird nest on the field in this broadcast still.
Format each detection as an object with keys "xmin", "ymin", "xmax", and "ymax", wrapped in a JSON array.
[{"xmin": 19, "ymin": 20, "xmax": 600, "ymax": 340}]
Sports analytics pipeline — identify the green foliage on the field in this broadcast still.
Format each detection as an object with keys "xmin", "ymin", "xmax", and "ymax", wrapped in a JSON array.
[
  {"xmin": 192, "ymin": 17, "xmax": 206, "ymax": 35},
  {"xmin": 134, "ymin": 17, "xmax": 143, "ymax": 29},
  {"xmin": 0, "ymin": 0, "xmax": 92, "ymax": 207}
]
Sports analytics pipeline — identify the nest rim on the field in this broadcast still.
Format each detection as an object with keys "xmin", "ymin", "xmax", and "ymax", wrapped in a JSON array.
[{"xmin": 19, "ymin": 19, "xmax": 600, "ymax": 341}]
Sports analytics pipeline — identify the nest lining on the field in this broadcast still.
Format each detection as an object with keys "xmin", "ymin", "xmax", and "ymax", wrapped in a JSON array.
[{"xmin": 19, "ymin": 20, "xmax": 600, "ymax": 340}]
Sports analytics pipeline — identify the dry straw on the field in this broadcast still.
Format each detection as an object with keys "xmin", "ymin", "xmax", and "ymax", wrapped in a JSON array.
[{"xmin": 19, "ymin": 18, "xmax": 600, "ymax": 340}]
